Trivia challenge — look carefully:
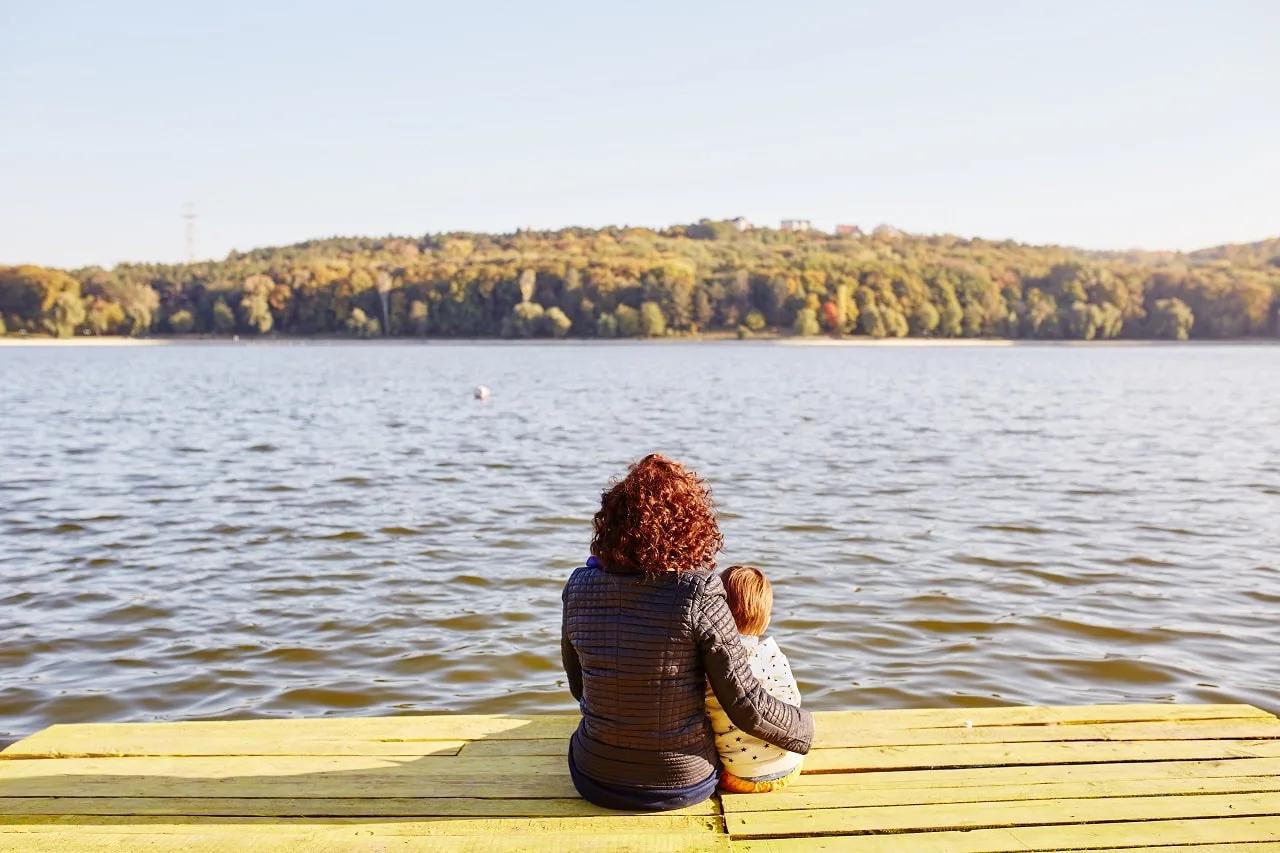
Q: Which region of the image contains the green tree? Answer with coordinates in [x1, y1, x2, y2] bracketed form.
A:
[908, 301, 940, 336]
[212, 299, 236, 334]
[545, 306, 572, 338]
[346, 307, 369, 336]
[640, 301, 667, 337]
[387, 290, 407, 336]
[1024, 290, 1061, 339]
[239, 274, 274, 334]
[86, 300, 125, 335]
[763, 275, 792, 326]
[0, 265, 80, 326]
[595, 312, 618, 338]
[664, 279, 694, 331]
[239, 297, 273, 334]
[1096, 302, 1124, 339]
[793, 307, 821, 336]
[409, 300, 430, 336]
[104, 280, 159, 336]
[169, 309, 195, 334]
[692, 287, 713, 329]
[45, 291, 85, 338]
[615, 304, 641, 338]
[1150, 297, 1195, 340]
[836, 283, 859, 333]
[937, 295, 963, 337]
[505, 301, 545, 338]
[882, 306, 909, 338]
[858, 305, 887, 338]
[744, 310, 766, 333]
[1064, 301, 1100, 340]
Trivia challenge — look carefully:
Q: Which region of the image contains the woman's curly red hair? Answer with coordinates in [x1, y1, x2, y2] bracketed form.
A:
[591, 454, 723, 574]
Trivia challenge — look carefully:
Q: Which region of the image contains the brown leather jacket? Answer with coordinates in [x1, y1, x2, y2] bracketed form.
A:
[561, 562, 814, 789]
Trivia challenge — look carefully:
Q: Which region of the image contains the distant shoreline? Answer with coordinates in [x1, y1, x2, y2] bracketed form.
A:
[3, 335, 1277, 348]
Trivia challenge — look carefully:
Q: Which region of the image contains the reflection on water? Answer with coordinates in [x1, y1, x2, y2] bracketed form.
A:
[2, 342, 1279, 742]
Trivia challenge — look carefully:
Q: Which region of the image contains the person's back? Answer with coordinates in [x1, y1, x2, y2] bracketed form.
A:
[561, 454, 814, 811]
[564, 561, 728, 788]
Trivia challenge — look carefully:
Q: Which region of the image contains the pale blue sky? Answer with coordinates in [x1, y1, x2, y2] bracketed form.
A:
[2, 1, 1277, 268]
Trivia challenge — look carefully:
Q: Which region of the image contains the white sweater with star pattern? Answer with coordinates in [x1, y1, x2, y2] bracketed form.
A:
[705, 634, 804, 780]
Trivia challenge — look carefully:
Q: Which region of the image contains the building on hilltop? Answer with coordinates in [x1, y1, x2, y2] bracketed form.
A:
[835, 224, 863, 237]
[780, 219, 812, 232]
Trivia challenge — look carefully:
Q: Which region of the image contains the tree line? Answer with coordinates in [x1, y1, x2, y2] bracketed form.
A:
[2, 223, 1278, 341]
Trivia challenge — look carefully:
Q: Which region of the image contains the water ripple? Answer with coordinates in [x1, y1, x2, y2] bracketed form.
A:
[2, 342, 1279, 743]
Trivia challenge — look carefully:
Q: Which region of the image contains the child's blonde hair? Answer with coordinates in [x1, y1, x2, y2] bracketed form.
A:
[720, 565, 773, 636]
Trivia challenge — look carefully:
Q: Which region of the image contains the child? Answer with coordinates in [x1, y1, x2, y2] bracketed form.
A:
[705, 565, 804, 793]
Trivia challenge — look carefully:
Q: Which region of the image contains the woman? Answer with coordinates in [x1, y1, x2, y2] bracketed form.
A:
[561, 453, 813, 810]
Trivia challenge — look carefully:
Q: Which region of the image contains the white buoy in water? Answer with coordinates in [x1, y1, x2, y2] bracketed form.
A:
[474, 385, 491, 400]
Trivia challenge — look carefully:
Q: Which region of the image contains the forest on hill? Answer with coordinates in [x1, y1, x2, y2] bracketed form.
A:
[2, 223, 1278, 341]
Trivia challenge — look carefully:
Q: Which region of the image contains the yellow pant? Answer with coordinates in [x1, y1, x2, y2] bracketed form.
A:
[718, 762, 802, 793]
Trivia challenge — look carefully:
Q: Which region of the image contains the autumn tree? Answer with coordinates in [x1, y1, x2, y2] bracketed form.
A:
[1149, 297, 1195, 340]
[640, 301, 667, 337]
[545, 306, 573, 338]
[169, 309, 195, 334]
[212, 299, 236, 334]
[45, 291, 86, 337]
[0, 266, 81, 329]
[615, 304, 641, 338]
[409, 300, 429, 336]
[239, 274, 274, 335]
[4, 224, 1275, 342]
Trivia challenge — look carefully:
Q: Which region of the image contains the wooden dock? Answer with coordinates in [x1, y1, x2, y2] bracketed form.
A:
[3, 703, 1280, 851]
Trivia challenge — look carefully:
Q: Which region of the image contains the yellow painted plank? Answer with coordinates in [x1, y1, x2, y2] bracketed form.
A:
[732, 816, 1280, 852]
[0, 815, 721, 835]
[0, 754, 560, 781]
[20, 751, 1264, 801]
[723, 773, 1280, 812]
[6, 706, 1269, 759]
[459, 739, 569, 757]
[474, 725, 1280, 761]
[1040, 847, 1280, 852]
[0, 739, 467, 759]
[0, 831, 729, 852]
[1039, 848, 1280, 853]
[456, 720, 1280, 757]
[805, 704, 1274, 732]
[0, 775, 579, 799]
[0, 715, 581, 758]
[728, 791, 1280, 838]
[804, 738, 1280, 772]
[0, 755, 579, 799]
[0, 797, 720, 818]
[791, 757, 1280, 790]
[809, 718, 1280, 750]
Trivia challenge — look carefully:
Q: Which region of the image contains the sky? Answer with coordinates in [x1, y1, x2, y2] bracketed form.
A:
[1, 0, 1278, 269]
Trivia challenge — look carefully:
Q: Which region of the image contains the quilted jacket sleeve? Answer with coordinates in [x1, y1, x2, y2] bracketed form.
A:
[694, 576, 814, 755]
[561, 578, 583, 702]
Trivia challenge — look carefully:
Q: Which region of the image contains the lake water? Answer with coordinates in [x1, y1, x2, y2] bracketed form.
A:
[2, 342, 1279, 744]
